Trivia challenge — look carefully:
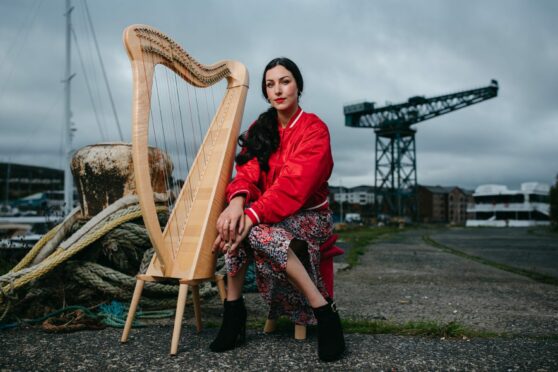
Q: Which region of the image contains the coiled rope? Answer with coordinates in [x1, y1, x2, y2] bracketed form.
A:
[0, 195, 228, 327]
[0, 202, 156, 301]
[0, 194, 224, 326]
[0, 301, 174, 331]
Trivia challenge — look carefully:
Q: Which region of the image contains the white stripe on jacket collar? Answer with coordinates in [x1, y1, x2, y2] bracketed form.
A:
[305, 198, 328, 210]
[288, 109, 304, 129]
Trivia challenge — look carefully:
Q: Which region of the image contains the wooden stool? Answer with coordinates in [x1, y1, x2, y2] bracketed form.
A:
[264, 319, 307, 340]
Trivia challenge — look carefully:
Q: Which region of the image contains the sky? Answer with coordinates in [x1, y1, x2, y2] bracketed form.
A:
[0, 0, 557, 191]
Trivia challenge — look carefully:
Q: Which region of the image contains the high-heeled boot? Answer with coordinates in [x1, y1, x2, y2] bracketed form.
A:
[209, 297, 247, 352]
[313, 299, 346, 362]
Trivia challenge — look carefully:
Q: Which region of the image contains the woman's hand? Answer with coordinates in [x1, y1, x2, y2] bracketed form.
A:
[212, 214, 254, 254]
[212, 234, 226, 254]
[228, 215, 253, 252]
[216, 196, 245, 243]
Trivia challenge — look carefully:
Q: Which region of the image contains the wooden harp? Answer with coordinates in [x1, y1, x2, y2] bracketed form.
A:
[120, 24, 248, 355]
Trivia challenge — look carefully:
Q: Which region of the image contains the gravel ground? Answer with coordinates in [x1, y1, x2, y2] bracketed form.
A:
[1, 326, 556, 371]
[1, 227, 557, 371]
[335, 228, 558, 337]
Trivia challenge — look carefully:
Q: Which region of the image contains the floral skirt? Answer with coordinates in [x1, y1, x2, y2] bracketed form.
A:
[225, 209, 333, 325]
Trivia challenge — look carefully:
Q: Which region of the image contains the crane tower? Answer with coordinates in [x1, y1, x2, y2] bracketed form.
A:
[343, 80, 499, 220]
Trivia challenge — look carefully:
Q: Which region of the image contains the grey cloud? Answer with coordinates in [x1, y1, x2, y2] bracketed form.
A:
[0, 0, 556, 190]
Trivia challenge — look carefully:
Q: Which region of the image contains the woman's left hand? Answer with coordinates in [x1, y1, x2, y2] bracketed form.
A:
[216, 196, 245, 243]
[228, 215, 253, 252]
[212, 215, 253, 254]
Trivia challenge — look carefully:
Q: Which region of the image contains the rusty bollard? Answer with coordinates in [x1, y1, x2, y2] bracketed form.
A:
[71, 143, 172, 218]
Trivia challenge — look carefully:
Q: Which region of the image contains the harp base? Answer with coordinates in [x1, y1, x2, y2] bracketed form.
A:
[120, 274, 227, 356]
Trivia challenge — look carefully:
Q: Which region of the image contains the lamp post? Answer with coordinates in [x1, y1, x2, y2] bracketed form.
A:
[339, 178, 344, 224]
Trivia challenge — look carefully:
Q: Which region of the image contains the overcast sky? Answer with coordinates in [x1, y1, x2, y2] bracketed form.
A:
[1, 0, 557, 191]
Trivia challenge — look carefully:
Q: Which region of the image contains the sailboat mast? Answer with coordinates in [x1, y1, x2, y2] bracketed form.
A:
[63, 0, 74, 215]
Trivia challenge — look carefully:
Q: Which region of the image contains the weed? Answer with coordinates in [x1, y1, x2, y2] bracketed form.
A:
[337, 226, 400, 267]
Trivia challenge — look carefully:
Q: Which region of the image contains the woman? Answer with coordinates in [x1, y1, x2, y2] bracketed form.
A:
[210, 57, 345, 362]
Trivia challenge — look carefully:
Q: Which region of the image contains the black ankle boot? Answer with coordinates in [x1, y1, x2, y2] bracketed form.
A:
[313, 299, 346, 362]
[209, 297, 247, 352]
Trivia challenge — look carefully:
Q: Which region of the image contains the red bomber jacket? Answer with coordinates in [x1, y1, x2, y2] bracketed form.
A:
[226, 108, 333, 225]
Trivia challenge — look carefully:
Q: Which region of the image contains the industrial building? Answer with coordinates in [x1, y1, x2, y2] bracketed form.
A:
[330, 184, 474, 225]
[417, 186, 473, 225]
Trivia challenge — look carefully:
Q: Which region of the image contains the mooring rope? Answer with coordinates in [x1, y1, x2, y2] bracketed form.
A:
[0, 301, 175, 331]
[0, 207, 148, 300]
[0, 197, 167, 306]
[0, 194, 225, 325]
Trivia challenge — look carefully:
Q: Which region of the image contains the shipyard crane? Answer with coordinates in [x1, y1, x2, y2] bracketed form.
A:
[343, 80, 499, 220]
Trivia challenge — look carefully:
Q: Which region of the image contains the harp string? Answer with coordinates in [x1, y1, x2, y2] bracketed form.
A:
[138, 37, 170, 211]
[163, 66, 187, 254]
[153, 66, 184, 258]
[141, 35, 177, 255]
[176, 78, 200, 260]
[141, 34, 225, 259]
[146, 47, 177, 255]
[172, 72, 195, 239]
[177, 75, 197, 219]
[192, 86, 207, 166]
[174, 80, 223, 258]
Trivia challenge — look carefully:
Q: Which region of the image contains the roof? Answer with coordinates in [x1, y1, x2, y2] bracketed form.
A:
[474, 182, 550, 196]
[419, 185, 458, 194]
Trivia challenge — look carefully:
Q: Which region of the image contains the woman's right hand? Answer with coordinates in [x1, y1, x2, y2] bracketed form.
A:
[212, 214, 253, 254]
[215, 195, 246, 244]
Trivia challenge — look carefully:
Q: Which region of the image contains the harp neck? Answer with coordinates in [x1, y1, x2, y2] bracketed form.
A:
[124, 24, 248, 89]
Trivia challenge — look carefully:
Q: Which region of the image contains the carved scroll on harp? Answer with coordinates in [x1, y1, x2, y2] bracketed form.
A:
[124, 24, 249, 280]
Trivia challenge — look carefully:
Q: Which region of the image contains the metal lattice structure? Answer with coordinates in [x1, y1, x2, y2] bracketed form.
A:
[344, 80, 499, 220]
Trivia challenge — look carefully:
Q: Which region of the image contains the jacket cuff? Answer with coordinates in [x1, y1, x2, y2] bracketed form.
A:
[244, 207, 260, 225]
[228, 190, 249, 204]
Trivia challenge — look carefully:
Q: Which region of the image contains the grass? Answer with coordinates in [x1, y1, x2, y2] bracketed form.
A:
[206, 316, 500, 339]
[422, 234, 558, 286]
[337, 226, 401, 267]
[340, 319, 500, 338]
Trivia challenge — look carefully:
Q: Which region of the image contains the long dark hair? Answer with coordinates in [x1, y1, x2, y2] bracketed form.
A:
[235, 57, 304, 171]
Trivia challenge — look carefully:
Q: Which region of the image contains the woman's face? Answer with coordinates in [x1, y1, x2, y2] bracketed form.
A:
[265, 65, 299, 114]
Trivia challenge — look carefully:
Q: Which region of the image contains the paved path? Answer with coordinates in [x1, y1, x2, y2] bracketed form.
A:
[335, 228, 558, 336]
[1, 227, 557, 371]
[430, 227, 558, 277]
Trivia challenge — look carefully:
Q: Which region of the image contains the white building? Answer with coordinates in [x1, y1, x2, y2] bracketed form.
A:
[466, 182, 550, 227]
[330, 185, 376, 205]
